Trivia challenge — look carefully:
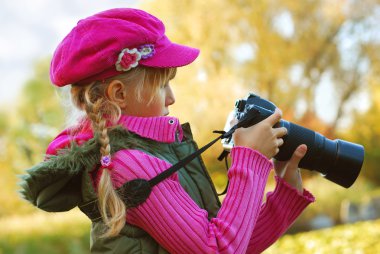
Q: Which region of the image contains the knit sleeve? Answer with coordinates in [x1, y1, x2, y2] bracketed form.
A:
[246, 176, 315, 254]
[111, 146, 273, 254]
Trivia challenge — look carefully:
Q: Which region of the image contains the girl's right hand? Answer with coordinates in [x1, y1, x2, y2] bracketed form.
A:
[232, 109, 287, 159]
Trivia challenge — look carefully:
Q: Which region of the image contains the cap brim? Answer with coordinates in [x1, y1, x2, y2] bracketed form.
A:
[140, 42, 200, 68]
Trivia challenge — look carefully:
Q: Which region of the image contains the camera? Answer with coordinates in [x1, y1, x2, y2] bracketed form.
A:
[222, 93, 364, 188]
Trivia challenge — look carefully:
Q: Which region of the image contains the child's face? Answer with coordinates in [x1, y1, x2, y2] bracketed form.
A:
[123, 82, 176, 117]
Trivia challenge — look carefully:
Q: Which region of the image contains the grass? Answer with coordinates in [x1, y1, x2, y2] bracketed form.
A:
[1, 210, 380, 254]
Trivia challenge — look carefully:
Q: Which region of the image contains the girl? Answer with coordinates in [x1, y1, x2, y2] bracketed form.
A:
[20, 8, 314, 254]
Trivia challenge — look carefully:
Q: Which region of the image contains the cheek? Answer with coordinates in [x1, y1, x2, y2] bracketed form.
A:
[152, 96, 166, 110]
[153, 88, 166, 104]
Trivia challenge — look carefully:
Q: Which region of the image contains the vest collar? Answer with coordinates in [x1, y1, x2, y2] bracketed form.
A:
[118, 115, 184, 143]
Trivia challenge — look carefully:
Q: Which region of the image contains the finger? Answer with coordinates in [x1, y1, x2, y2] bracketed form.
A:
[275, 127, 287, 138]
[277, 138, 284, 147]
[287, 144, 307, 170]
[264, 108, 282, 126]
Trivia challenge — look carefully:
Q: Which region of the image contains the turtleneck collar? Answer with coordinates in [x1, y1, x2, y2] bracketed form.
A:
[117, 115, 183, 143]
[46, 115, 183, 156]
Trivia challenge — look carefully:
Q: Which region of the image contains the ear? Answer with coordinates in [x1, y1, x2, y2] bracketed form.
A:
[106, 80, 128, 108]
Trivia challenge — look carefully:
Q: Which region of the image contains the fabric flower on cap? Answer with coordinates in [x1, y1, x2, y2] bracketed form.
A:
[115, 48, 141, 72]
[115, 44, 156, 72]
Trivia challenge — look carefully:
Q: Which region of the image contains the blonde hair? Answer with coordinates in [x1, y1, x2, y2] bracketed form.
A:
[70, 66, 177, 237]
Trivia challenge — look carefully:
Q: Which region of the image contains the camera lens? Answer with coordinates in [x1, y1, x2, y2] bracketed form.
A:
[324, 140, 364, 188]
[275, 120, 364, 188]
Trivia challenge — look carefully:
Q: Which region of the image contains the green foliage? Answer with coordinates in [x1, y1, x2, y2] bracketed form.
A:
[340, 81, 380, 183]
[0, 112, 8, 136]
[13, 59, 65, 166]
[265, 219, 380, 253]
[17, 60, 65, 127]
[1, 59, 67, 217]
[0, 210, 90, 254]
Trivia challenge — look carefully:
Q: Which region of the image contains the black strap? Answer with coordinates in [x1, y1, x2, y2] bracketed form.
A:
[149, 133, 224, 187]
[217, 155, 230, 196]
[80, 110, 261, 221]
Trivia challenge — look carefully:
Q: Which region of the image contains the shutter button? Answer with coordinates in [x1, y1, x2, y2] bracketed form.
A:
[168, 119, 175, 124]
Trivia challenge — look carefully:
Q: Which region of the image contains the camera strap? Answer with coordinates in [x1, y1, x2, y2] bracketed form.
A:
[79, 130, 233, 221]
[114, 128, 238, 209]
[79, 110, 261, 221]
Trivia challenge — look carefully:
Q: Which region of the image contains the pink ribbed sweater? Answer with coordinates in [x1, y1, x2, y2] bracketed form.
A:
[113, 116, 314, 254]
[47, 115, 315, 253]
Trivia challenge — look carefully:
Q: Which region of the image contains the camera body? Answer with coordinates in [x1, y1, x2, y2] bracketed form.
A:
[223, 93, 365, 188]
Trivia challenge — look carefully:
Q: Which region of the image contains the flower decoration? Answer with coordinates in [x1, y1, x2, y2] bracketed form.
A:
[138, 44, 155, 59]
[115, 44, 155, 72]
[100, 155, 112, 167]
[115, 48, 141, 72]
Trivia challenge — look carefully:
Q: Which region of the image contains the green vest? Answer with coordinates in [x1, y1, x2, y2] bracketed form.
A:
[20, 123, 221, 253]
[88, 123, 221, 253]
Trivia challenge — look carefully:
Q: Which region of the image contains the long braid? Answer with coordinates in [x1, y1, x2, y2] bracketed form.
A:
[84, 86, 126, 238]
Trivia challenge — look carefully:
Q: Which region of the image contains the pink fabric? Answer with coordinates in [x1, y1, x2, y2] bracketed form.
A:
[45, 115, 182, 156]
[118, 115, 183, 143]
[50, 8, 199, 87]
[111, 146, 315, 254]
[45, 124, 93, 157]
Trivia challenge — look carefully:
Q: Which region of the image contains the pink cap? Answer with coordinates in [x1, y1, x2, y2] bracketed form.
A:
[50, 8, 200, 87]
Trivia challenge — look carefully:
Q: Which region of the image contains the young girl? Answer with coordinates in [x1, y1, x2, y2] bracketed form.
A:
[20, 8, 314, 254]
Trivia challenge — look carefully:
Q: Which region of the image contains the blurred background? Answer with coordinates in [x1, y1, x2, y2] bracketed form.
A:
[1, 0, 380, 253]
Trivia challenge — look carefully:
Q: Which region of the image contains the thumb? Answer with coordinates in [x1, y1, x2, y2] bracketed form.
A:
[287, 144, 307, 170]
[265, 108, 282, 126]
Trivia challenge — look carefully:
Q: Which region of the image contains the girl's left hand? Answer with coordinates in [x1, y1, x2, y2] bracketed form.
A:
[273, 144, 307, 195]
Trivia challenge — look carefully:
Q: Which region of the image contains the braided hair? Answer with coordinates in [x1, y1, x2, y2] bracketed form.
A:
[70, 67, 176, 237]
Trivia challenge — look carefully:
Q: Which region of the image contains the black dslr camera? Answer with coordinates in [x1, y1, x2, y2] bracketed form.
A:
[223, 93, 364, 188]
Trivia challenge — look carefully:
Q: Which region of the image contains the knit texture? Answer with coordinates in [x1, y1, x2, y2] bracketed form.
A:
[20, 115, 315, 253]
[110, 146, 272, 254]
[118, 115, 183, 143]
[247, 176, 315, 253]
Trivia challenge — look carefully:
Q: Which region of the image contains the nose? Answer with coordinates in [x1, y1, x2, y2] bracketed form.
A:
[165, 85, 175, 106]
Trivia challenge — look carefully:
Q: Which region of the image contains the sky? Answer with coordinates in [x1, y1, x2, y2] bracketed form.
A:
[0, 0, 139, 106]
